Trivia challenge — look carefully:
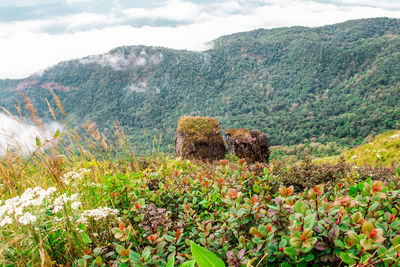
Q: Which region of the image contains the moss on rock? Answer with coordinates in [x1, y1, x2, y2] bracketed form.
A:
[175, 116, 226, 161]
[225, 128, 252, 141]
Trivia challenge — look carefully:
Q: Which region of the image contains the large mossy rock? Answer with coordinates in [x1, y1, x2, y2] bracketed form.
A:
[175, 116, 226, 161]
[225, 128, 270, 163]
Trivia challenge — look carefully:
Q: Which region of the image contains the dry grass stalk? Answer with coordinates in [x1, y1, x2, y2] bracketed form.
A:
[48, 87, 66, 117]
[19, 91, 44, 130]
[82, 121, 101, 141]
[15, 100, 24, 122]
[0, 106, 22, 123]
[45, 98, 57, 120]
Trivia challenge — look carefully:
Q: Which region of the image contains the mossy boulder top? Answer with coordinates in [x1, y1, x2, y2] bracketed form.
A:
[177, 116, 222, 143]
[225, 129, 253, 143]
[175, 116, 226, 161]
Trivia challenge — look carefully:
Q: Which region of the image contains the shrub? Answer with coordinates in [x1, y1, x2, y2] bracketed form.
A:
[271, 156, 396, 191]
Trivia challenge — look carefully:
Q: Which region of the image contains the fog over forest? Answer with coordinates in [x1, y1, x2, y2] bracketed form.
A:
[0, 113, 61, 155]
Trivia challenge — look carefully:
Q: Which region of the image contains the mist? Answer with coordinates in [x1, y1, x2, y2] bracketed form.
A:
[0, 113, 62, 155]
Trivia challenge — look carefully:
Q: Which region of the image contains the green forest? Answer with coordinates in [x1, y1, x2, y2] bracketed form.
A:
[1, 17, 400, 152]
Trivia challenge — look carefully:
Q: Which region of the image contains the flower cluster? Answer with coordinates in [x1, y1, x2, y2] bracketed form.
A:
[0, 187, 56, 226]
[62, 168, 90, 185]
[76, 207, 119, 225]
[53, 193, 81, 213]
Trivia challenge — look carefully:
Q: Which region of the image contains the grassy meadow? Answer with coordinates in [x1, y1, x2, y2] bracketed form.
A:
[317, 130, 400, 167]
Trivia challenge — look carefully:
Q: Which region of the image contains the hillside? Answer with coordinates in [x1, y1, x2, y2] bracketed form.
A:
[1, 17, 400, 151]
[318, 129, 400, 166]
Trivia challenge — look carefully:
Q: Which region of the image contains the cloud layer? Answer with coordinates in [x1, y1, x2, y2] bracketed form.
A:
[0, 113, 61, 155]
[1, 0, 400, 78]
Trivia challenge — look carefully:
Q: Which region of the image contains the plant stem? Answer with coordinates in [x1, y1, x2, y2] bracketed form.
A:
[355, 248, 364, 266]
[364, 196, 372, 217]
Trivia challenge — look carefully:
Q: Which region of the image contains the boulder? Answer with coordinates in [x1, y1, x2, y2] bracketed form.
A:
[225, 128, 270, 163]
[175, 116, 226, 161]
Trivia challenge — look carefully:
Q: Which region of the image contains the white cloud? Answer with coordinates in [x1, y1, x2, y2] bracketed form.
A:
[122, 0, 205, 22]
[0, 113, 62, 155]
[66, 0, 93, 3]
[0, 0, 400, 78]
[79, 49, 163, 70]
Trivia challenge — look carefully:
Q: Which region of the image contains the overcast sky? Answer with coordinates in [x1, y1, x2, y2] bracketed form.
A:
[0, 0, 400, 79]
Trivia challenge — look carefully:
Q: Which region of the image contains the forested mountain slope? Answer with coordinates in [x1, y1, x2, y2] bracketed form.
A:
[1, 17, 400, 151]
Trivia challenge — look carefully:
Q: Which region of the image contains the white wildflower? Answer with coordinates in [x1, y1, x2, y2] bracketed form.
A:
[18, 212, 37, 225]
[390, 134, 400, 139]
[62, 168, 90, 185]
[71, 201, 81, 210]
[70, 194, 79, 201]
[77, 207, 119, 224]
[52, 193, 81, 213]
[0, 216, 13, 227]
[351, 155, 357, 159]
[47, 187, 57, 194]
[53, 194, 69, 207]
[53, 205, 63, 213]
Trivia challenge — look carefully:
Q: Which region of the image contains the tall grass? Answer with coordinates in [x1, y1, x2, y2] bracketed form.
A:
[0, 93, 149, 265]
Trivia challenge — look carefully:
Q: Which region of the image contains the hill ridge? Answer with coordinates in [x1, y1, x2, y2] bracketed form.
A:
[1, 17, 400, 151]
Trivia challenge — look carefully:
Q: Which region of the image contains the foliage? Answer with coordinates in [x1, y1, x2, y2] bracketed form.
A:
[1, 18, 400, 151]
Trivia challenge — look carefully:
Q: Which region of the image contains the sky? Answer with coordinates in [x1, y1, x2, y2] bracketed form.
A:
[0, 0, 400, 79]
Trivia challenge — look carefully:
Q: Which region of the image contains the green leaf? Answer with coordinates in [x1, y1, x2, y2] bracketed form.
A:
[180, 260, 196, 267]
[304, 214, 315, 228]
[129, 251, 141, 263]
[340, 252, 356, 265]
[253, 184, 261, 193]
[377, 246, 386, 256]
[78, 223, 87, 232]
[294, 200, 307, 215]
[35, 137, 41, 147]
[166, 256, 175, 267]
[290, 237, 301, 248]
[391, 221, 400, 230]
[54, 129, 60, 138]
[284, 247, 297, 259]
[305, 254, 314, 262]
[278, 239, 287, 248]
[267, 204, 279, 210]
[93, 247, 101, 257]
[165, 235, 175, 242]
[349, 186, 358, 197]
[258, 225, 268, 236]
[95, 256, 103, 265]
[190, 241, 225, 267]
[77, 259, 85, 267]
[334, 239, 345, 249]
[393, 235, 400, 252]
[142, 248, 151, 261]
[80, 232, 92, 244]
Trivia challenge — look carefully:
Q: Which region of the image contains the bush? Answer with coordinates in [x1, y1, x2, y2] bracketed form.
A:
[271, 156, 396, 191]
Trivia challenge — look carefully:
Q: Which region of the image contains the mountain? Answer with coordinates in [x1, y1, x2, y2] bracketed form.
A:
[1, 17, 400, 151]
